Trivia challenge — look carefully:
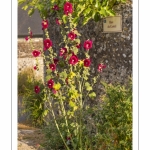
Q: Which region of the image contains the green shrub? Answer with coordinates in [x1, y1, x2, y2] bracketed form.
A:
[92, 78, 132, 150]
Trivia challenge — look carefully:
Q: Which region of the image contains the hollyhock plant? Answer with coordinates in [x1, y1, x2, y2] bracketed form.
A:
[98, 63, 106, 72]
[30, 31, 32, 38]
[49, 63, 56, 71]
[52, 4, 59, 11]
[42, 20, 48, 29]
[34, 85, 40, 94]
[47, 79, 54, 89]
[68, 31, 77, 40]
[84, 58, 91, 67]
[69, 54, 78, 65]
[44, 39, 53, 50]
[84, 40, 93, 50]
[32, 50, 40, 57]
[64, 2, 73, 15]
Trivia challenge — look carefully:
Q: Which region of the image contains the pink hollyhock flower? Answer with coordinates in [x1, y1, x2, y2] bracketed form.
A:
[53, 58, 59, 65]
[32, 50, 40, 57]
[76, 43, 81, 49]
[84, 58, 91, 67]
[68, 31, 77, 40]
[42, 20, 48, 29]
[44, 39, 53, 50]
[64, 2, 73, 15]
[98, 64, 106, 72]
[34, 86, 40, 94]
[47, 79, 54, 89]
[52, 4, 59, 11]
[33, 66, 37, 70]
[25, 36, 29, 41]
[56, 18, 61, 25]
[52, 88, 57, 94]
[83, 40, 93, 50]
[59, 47, 67, 56]
[49, 63, 56, 71]
[69, 54, 78, 65]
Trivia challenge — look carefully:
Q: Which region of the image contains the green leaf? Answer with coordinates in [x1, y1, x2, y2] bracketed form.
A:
[94, 12, 101, 22]
[28, 8, 35, 16]
[89, 92, 96, 98]
[22, 5, 28, 10]
[62, 15, 67, 24]
[45, 75, 51, 81]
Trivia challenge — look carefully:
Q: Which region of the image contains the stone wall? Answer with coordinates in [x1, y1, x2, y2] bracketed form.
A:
[48, 2, 132, 91]
[18, 38, 44, 80]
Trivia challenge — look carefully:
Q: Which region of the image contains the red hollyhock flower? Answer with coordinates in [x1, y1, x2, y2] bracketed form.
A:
[32, 50, 40, 57]
[64, 2, 73, 15]
[30, 31, 32, 38]
[49, 63, 56, 71]
[33, 66, 37, 70]
[25, 36, 29, 41]
[98, 64, 106, 72]
[56, 18, 61, 25]
[59, 47, 67, 56]
[47, 79, 54, 89]
[69, 54, 78, 65]
[84, 58, 91, 67]
[76, 43, 81, 49]
[34, 86, 40, 94]
[83, 40, 93, 50]
[68, 31, 77, 40]
[42, 20, 48, 29]
[52, 4, 59, 11]
[44, 39, 53, 50]
[53, 58, 59, 65]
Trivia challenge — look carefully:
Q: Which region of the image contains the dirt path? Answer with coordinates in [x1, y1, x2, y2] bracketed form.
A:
[18, 124, 45, 150]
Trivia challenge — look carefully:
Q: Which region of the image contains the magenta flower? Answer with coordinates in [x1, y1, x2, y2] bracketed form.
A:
[32, 50, 40, 57]
[42, 20, 48, 29]
[33, 66, 37, 70]
[64, 2, 73, 15]
[59, 47, 67, 56]
[47, 79, 54, 89]
[68, 31, 77, 40]
[98, 64, 106, 72]
[56, 18, 61, 25]
[25, 36, 29, 41]
[49, 63, 56, 71]
[69, 54, 78, 65]
[76, 43, 81, 49]
[84, 58, 91, 67]
[52, 4, 59, 11]
[44, 39, 53, 50]
[53, 58, 59, 65]
[34, 86, 40, 94]
[83, 40, 93, 50]
[52, 88, 57, 94]
[30, 31, 32, 38]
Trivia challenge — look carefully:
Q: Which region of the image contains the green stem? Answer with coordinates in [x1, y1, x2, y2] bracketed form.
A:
[48, 96, 70, 150]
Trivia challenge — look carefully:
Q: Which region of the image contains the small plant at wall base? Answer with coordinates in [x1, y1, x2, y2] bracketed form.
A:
[18, 1, 131, 149]
[18, 68, 46, 127]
